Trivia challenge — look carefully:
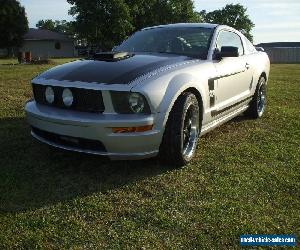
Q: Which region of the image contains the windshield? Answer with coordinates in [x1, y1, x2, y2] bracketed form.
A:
[114, 27, 214, 59]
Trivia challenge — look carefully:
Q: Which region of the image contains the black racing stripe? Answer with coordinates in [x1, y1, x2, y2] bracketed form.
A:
[211, 95, 253, 117]
[38, 54, 192, 84]
[109, 59, 184, 84]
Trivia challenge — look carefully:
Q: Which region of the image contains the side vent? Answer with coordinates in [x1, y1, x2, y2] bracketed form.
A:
[93, 52, 133, 61]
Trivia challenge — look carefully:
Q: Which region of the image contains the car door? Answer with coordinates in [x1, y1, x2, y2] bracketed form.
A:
[212, 30, 253, 117]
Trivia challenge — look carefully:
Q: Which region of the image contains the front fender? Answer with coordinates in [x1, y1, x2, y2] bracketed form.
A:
[132, 71, 209, 129]
[157, 74, 208, 128]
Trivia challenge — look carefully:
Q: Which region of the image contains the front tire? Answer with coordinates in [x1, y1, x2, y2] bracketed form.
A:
[246, 76, 267, 118]
[159, 92, 200, 167]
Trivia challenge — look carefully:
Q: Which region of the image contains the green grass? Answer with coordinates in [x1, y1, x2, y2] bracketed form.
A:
[0, 58, 299, 249]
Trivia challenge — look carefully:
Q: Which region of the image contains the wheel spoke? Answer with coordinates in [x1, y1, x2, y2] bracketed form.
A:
[182, 105, 199, 158]
[257, 84, 266, 115]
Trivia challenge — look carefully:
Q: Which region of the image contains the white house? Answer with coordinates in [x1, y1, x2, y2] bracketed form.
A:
[21, 28, 75, 59]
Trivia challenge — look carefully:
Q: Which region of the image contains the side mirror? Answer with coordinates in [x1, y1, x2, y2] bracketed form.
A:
[215, 46, 239, 60]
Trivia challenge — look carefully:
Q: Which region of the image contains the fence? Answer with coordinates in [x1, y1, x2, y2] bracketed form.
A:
[264, 48, 300, 63]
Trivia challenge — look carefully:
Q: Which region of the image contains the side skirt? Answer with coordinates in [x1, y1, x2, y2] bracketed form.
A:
[200, 104, 249, 136]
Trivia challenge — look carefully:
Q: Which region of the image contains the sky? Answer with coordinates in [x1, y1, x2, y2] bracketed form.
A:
[19, 0, 300, 44]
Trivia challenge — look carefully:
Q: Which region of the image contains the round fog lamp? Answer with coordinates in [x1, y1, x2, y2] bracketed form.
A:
[128, 93, 145, 113]
[62, 88, 73, 107]
[45, 86, 54, 104]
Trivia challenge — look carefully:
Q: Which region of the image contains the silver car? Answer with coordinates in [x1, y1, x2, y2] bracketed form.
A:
[25, 23, 270, 166]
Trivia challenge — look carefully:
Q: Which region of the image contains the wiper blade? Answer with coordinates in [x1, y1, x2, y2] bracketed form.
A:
[157, 51, 203, 59]
[136, 51, 204, 59]
[156, 51, 189, 56]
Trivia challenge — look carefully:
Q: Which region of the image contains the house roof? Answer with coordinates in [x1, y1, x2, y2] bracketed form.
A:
[256, 42, 300, 48]
[24, 28, 73, 41]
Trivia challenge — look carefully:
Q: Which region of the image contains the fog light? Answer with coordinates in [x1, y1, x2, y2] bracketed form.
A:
[62, 88, 73, 107]
[45, 86, 54, 104]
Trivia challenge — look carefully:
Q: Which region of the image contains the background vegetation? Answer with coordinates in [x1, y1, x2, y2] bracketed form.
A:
[66, 1, 255, 48]
[0, 0, 28, 56]
[0, 59, 299, 248]
[0, 0, 255, 54]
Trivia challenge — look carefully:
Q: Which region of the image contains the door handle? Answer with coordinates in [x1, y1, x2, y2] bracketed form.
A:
[245, 63, 250, 70]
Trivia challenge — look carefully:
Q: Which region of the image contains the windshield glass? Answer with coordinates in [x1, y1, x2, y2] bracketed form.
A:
[115, 27, 214, 59]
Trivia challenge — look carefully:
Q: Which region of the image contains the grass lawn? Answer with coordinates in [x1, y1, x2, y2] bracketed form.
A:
[0, 58, 299, 249]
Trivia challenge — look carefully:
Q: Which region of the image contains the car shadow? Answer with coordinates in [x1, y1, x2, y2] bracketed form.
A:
[0, 114, 251, 213]
[0, 117, 174, 213]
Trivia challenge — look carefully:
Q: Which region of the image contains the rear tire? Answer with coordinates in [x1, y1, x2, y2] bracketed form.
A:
[246, 76, 267, 119]
[159, 92, 200, 167]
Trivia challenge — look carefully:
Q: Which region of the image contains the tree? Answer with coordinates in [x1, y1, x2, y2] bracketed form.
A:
[67, 0, 198, 49]
[194, 10, 207, 23]
[36, 19, 75, 36]
[36, 19, 56, 31]
[0, 0, 28, 55]
[126, 0, 199, 31]
[67, 0, 133, 49]
[203, 4, 254, 41]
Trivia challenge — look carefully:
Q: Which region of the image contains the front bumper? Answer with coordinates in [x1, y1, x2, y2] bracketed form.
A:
[25, 101, 164, 160]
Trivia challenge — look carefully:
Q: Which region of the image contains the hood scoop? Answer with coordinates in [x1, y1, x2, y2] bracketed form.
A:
[93, 52, 133, 62]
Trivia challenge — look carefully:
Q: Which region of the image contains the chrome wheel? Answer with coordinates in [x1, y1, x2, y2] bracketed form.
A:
[182, 104, 199, 159]
[257, 82, 266, 117]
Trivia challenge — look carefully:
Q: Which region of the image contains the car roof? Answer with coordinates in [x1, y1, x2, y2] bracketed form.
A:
[142, 23, 219, 30]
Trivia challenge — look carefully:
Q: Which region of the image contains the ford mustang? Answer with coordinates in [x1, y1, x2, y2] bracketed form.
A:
[25, 23, 270, 166]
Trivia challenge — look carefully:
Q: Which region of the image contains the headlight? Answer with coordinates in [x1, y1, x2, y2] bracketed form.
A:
[110, 91, 151, 114]
[62, 88, 73, 107]
[45, 86, 54, 104]
[128, 93, 145, 113]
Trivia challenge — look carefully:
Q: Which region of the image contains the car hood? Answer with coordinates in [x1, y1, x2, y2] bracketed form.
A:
[35, 53, 195, 85]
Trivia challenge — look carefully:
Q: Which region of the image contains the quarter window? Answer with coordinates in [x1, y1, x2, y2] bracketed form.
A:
[245, 38, 256, 53]
[216, 30, 244, 56]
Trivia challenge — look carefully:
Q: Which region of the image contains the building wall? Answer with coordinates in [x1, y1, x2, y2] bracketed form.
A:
[0, 49, 8, 57]
[21, 40, 75, 59]
[264, 48, 300, 63]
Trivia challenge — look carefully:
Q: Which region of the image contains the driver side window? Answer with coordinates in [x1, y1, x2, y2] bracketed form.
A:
[216, 30, 244, 56]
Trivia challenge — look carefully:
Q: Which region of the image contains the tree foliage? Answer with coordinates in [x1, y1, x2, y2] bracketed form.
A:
[36, 19, 56, 31]
[67, 0, 133, 49]
[0, 0, 28, 49]
[67, 1, 255, 48]
[126, 0, 199, 30]
[203, 4, 254, 41]
[36, 19, 75, 36]
[67, 0, 198, 49]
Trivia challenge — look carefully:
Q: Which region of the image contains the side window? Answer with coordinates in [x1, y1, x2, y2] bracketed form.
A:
[216, 30, 244, 56]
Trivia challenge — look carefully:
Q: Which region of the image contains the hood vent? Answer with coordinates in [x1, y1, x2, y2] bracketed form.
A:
[93, 52, 133, 62]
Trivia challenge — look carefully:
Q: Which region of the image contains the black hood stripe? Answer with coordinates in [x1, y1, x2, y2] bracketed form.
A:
[37, 54, 193, 85]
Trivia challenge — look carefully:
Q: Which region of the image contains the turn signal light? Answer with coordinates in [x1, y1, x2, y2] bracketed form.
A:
[111, 125, 153, 133]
